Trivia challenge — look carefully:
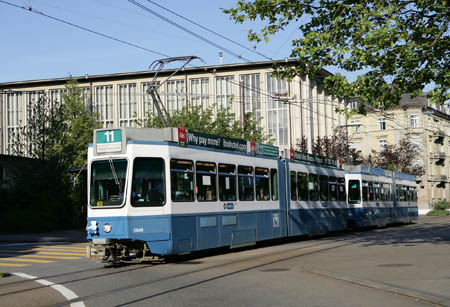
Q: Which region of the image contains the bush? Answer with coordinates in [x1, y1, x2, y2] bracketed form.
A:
[432, 200, 450, 211]
[427, 209, 450, 216]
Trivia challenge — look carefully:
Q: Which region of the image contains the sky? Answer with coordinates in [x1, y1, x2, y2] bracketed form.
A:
[0, 0, 313, 83]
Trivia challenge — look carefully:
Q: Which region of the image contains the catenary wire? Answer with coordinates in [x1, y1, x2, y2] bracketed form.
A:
[0, 0, 170, 58]
[126, 0, 251, 63]
[143, 0, 273, 61]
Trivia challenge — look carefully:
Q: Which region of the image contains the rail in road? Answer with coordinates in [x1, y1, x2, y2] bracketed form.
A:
[1, 217, 449, 306]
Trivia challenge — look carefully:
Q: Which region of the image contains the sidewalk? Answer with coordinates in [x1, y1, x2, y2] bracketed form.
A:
[0, 229, 87, 243]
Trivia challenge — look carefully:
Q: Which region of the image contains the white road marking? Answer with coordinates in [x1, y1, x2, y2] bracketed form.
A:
[13, 272, 85, 307]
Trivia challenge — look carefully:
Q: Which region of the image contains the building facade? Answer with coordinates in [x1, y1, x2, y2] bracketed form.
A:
[0, 60, 347, 155]
[349, 95, 450, 212]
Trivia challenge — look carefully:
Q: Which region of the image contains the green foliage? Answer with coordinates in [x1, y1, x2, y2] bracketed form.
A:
[0, 272, 11, 278]
[3, 78, 99, 232]
[225, 1, 450, 111]
[426, 209, 450, 216]
[432, 200, 450, 211]
[143, 102, 273, 144]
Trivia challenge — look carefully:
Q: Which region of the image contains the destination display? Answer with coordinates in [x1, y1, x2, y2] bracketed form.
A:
[96, 129, 122, 153]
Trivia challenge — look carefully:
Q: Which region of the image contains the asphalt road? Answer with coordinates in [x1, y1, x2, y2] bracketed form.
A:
[1, 216, 449, 307]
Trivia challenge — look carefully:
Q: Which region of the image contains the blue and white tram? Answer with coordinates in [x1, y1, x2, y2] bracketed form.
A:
[345, 165, 418, 228]
[285, 151, 347, 236]
[87, 127, 287, 262]
[392, 172, 419, 223]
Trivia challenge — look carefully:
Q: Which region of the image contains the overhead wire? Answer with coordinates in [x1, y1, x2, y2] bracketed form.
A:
[126, 0, 251, 62]
[142, 0, 273, 61]
[0, 0, 170, 58]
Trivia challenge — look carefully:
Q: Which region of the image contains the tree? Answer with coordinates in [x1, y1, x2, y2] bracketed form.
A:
[296, 129, 360, 164]
[143, 102, 273, 144]
[3, 78, 100, 232]
[361, 138, 425, 176]
[225, 1, 449, 111]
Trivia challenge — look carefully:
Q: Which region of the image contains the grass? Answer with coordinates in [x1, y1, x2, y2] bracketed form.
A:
[426, 200, 450, 216]
[0, 272, 11, 278]
[427, 209, 450, 216]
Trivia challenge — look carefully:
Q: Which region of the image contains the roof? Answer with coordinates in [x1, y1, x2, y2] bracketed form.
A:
[0, 59, 333, 89]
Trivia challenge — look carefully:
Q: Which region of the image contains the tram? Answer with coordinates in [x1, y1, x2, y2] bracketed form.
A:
[345, 165, 418, 229]
[86, 127, 418, 263]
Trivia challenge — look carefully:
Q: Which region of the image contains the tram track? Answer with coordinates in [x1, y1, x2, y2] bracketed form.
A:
[53, 239, 354, 306]
[2, 221, 442, 306]
[1, 237, 350, 305]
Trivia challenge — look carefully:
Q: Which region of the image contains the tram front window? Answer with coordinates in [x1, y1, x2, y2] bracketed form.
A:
[90, 159, 127, 207]
[131, 158, 165, 207]
[348, 180, 361, 204]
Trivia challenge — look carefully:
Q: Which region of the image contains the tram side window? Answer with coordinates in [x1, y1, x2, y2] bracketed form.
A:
[348, 180, 361, 204]
[131, 158, 165, 207]
[298, 172, 308, 201]
[374, 182, 380, 201]
[196, 162, 217, 202]
[290, 171, 297, 200]
[170, 159, 194, 202]
[238, 165, 254, 201]
[255, 168, 270, 201]
[368, 181, 375, 201]
[271, 169, 279, 201]
[90, 159, 127, 207]
[362, 181, 369, 201]
[406, 187, 411, 201]
[308, 173, 319, 201]
[329, 176, 337, 201]
[380, 183, 386, 201]
[319, 175, 329, 201]
[218, 163, 237, 201]
[338, 177, 346, 201]
[384, 183, 391, 201]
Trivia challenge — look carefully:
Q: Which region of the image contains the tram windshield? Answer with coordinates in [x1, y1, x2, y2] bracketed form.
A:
[348, 180, 361, 204]
[90, 159, 127, 207]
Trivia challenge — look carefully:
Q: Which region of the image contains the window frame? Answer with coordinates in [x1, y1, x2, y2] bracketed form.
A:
[170, 159, 195, 202]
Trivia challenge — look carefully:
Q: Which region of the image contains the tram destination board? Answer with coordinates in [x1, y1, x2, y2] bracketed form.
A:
[96, 129, 122, 153]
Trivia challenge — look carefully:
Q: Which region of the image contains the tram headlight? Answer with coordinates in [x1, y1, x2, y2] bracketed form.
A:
[103, 223, 112, 233]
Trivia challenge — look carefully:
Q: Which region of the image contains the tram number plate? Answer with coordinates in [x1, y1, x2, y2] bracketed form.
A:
[223, 203, 234, 210]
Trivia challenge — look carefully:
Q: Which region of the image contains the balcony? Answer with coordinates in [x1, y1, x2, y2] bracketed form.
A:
[428, 175, 448, 182]
[432, 152, 446, 160]
[433, 130, 445, 144]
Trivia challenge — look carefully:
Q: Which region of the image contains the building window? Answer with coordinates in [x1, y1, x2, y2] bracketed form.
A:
[215, 76, 235, 110]
[191, 78, 210, 109]
[240, 74, 261, 122]
[378, 117, 386, 130]
[119, 83, 137, 127]
[410, 114, 419, 128]
[166, 80, 185, 112]
[142, 82, 160, 121]
[49, 89, 67, 106]
[95, 85, 114, 127]
[6, 93, 23, 154]
[81, 87, 92, 108]
[351, 119, 361, 133]
[379, 139, 387, 151]
[350, 101, 359, 110]
[266, 73, 288, 146]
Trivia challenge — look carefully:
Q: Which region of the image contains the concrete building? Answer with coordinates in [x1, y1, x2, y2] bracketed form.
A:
[348, 94, 450, 213]
[0, 60, 347, 155]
